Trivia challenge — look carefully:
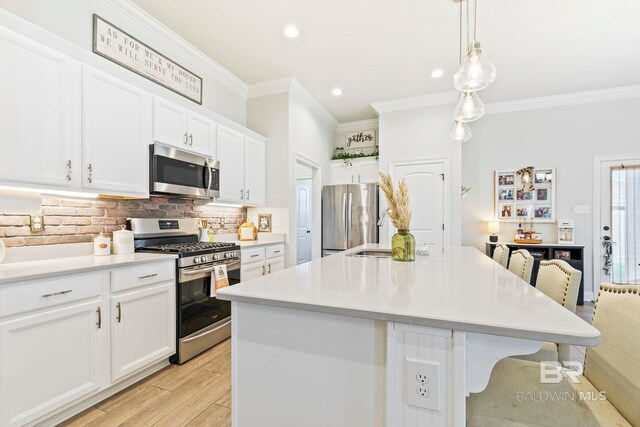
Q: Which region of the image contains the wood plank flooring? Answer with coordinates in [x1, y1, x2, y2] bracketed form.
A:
[59, 339, 231, 427]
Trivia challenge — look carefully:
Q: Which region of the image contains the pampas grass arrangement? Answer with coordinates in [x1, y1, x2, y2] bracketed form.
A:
[378, 172, 411, 231]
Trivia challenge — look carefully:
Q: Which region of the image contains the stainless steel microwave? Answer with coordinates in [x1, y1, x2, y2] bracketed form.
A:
[150, 144, 220, 199]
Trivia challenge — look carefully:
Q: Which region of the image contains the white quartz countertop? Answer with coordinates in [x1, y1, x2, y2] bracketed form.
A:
[0, 253, 177, 285]
[213, 233, 285, 248]
[217, 244, 600, 346]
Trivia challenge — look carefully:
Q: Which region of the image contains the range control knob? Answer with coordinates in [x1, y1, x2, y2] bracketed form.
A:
[213, 254, 220, 261]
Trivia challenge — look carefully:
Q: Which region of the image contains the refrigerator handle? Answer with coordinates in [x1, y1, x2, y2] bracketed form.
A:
[343, 193, 348, 242]
[348, 192, 353, 241]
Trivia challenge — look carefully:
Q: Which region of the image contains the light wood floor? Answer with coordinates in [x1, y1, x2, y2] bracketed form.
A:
[59, 338, 231, 427]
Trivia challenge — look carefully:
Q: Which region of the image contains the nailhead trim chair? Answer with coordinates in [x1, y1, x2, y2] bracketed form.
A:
[467, 283, 639, 426]
[508, 249, 534, 284]
[492, 243, 510, 268]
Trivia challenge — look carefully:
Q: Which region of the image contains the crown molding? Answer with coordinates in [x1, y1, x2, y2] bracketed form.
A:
[96, 0, 248, 98]
[248, 77, 339, 129]
[370, 91, 458, 115]
[485, 85, 640, 115]
[336, 119, 379, 133]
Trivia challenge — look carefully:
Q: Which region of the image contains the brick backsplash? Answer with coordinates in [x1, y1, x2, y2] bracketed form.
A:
[0, 196, 246, 247]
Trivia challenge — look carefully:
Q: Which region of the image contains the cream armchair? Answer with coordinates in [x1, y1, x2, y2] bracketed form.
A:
[492, 243, 510, 268]
[467, 283, 640, 426]
[508, 249, 534, 283]
[517, 260, 582, 364]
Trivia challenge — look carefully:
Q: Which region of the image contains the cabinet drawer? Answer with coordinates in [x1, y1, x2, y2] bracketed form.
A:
[0, 272, 102, 318]
[242, 247, 265, 263]
[111, 261, 175, 293]
[265, 244, 285, 259]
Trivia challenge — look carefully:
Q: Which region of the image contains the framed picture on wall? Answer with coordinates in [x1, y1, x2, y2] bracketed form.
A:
[258, 214, 272, 232]
[494, 168, 556, 223]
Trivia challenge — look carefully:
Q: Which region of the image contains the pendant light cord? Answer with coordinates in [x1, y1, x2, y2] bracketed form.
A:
[459, 0, 462, 65]
[474, 0, 478, 42]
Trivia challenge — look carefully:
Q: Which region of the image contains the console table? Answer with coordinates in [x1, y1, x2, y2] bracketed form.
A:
[485, 242, 585, 305]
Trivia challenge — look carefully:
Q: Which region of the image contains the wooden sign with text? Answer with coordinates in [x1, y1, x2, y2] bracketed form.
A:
[344, 130, 376, 150]
[93, 15, 203, 104]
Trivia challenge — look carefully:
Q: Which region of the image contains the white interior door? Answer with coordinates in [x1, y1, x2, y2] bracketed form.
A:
[391, 161, 445, 247]
[598, 157, 640, 286]
[296, 179, 312, 264]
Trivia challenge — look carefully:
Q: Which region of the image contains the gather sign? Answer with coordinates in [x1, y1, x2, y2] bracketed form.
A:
[93, 15, 203, 104]
[344, 130, 376, 150]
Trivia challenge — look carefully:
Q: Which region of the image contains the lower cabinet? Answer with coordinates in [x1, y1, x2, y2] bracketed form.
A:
[241, 260, 265, 281]
[266, 256, 285, 274]
[240, 244, 286, 281]
[0, 260, 175, 426]
[0, 299, 106, 427]
[111, 282, 175, 382]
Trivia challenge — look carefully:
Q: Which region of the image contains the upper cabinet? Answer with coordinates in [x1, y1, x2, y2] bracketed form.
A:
[152, 98, 215, 155]
[244, 138, 266, 206]
[330, 158, 379, 185]
[0, 27, 80, 190]
[82, 67, 151, 198]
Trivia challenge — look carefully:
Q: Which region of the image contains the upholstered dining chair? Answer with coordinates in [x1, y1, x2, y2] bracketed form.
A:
[507, 249, 534, 283]
[517, 259, 582, 365]
[467, 283, 640, 427]
[492, 243, 510, 268]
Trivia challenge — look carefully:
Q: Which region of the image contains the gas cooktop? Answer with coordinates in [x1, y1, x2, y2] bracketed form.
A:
[142, 241, 236, 255]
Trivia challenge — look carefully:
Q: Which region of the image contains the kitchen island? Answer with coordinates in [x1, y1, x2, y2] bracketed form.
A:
[217, 245, 600, 427]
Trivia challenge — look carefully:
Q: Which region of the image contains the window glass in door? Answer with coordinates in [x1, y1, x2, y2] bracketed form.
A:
[610, 166, 640, 284]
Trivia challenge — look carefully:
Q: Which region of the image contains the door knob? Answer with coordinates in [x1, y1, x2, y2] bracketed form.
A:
[307, 230, 311, 233]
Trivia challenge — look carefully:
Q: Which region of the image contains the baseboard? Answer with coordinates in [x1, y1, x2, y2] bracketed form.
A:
[33, 359, 170, 427]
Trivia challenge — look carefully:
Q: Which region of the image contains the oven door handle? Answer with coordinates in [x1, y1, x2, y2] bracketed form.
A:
[183, 266, 216, 275]
[182, 320, 230, 343]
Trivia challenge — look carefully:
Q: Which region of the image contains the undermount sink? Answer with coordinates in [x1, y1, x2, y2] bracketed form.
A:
[348, 249, 392, 258]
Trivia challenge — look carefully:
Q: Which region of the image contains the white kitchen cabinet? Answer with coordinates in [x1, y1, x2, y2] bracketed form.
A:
[82, 66, 151, 197]
[216, 125, 245, 204]
[329, 158, 379, 185]
[244, 137, 266, 206]
[111, 282, 175, 382]
[266, 256, 285, 274]
[241, 260, 265, 281]
[152, 97, 214, 154]
[0, 26, 80, 190]
[0, 299, 105, 427]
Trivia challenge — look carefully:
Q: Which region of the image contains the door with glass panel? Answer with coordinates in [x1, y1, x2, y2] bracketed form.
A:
[599, 158, 640, 286]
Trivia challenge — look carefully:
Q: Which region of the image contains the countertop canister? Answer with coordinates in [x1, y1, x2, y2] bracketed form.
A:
[93, 233, 111, 256]
[112, 225, 134, 255]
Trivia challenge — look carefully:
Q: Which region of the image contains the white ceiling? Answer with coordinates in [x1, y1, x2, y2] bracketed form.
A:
[131, 0, 640, 123]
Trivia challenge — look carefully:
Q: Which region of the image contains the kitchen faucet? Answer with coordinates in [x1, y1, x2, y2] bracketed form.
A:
[377, 207, 391, 227]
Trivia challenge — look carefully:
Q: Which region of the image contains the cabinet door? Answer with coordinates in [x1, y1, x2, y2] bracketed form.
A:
[244, 138, 266, 206]
[0, 300, 105, 427]
[82, 66, 151, 197]
[330, 161, 354, 185]
[216, 125, 245, 203]
[355, 159, 379, 183]
[241, 261, 265, 281]
[111, 282, 175, 382]
[187, 112, 215, 155]
[152, 97, 188, 148]
[0, 28, 79, 189]
[267, 256, 285, 274]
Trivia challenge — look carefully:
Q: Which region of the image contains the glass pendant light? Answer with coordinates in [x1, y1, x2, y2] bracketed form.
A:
[453, 91, 485, 122]
[453, 41, 496, 92]
[449, 121, 472, 142]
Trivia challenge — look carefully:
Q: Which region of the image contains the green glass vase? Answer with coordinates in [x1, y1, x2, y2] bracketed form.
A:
[392, 229, 416, 262]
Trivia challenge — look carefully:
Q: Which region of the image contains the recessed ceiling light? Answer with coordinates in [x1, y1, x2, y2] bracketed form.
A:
[331, 88, 343, 96]
[431, 69, 444, 78]
[283, 25, 299, 38]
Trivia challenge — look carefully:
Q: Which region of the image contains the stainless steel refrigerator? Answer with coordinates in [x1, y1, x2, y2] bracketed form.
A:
[322, 183, 378, 256]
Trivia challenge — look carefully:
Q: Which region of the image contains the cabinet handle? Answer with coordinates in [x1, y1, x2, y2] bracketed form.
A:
[66, 160, 72, 181]
[246, 189, 250, 200]
[41, 289, 72, 298]
[351, 175, 354, 183]
[240, 189, 244, 200]
[184, 132, 188, 145]
[87, 163, 93, 183]
[261, 264, 265, 276]
[274, 250, 281, 254]
[251, 254, 259, 258]
[138, 273, 158, 280]
[358, 175, 361, 183]
[116, 302, 122, 323]
[268, 263, 271, 274]
[96, 307, 102, 329]
[189, 133, 193, 146]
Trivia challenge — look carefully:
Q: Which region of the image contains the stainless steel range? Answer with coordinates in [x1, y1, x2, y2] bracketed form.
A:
[129, 218, 240, 364]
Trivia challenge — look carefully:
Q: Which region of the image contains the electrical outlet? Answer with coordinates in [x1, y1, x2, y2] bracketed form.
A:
[30, 214, 44, 233]
[406, 358, 440, 411]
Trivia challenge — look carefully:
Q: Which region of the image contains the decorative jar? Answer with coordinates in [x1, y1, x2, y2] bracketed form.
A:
[392, 229, 415, 262]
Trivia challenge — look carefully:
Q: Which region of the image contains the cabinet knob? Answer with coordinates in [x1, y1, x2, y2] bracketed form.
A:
[87, 163, 93, 183]
[66, 160, 72, 181]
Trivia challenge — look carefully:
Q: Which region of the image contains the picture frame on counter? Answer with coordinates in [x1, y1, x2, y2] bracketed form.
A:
[494, 168, 556, 223]
[258, 214, 272, 232]
[92, 14, 203, 104]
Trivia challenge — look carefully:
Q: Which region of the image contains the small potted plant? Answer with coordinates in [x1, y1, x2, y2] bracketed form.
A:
[378, 172, 415, 262]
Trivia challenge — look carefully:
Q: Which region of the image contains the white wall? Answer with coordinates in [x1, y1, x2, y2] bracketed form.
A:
[378, 104, 462, 246]
[462, 97, 640, 300]
[0, 0, 246, 123]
